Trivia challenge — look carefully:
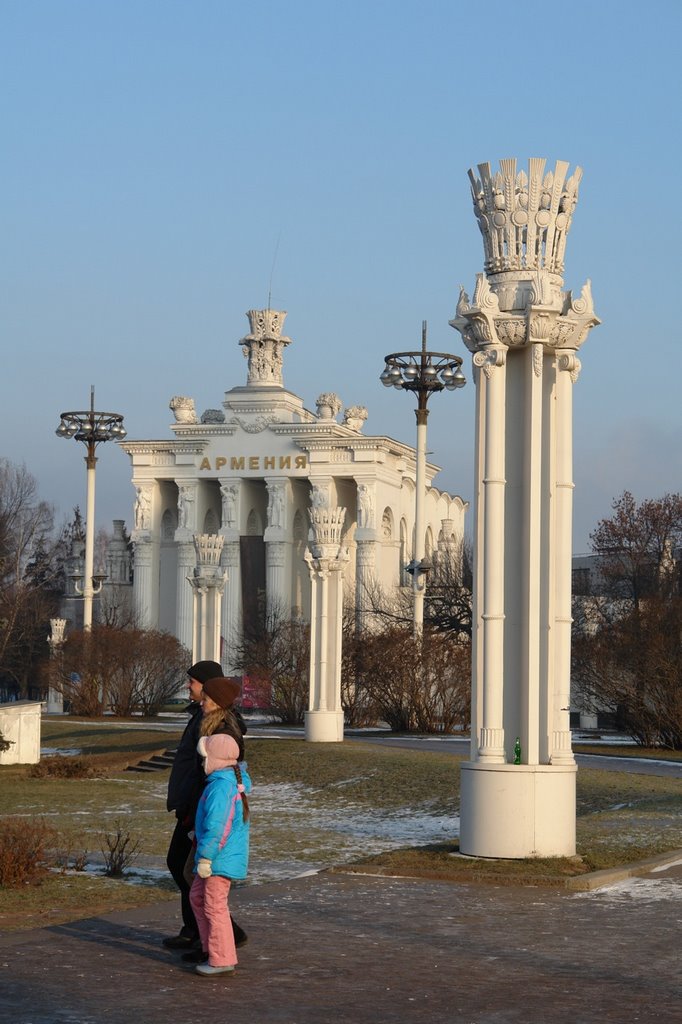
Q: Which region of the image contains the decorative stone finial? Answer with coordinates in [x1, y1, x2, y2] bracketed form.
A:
[343, 405, 368, 431]
[469, 158, 582, 277]
[315, 393, 342, 420]
[169, 396, 198, 423]
[240, 309, 292, 387]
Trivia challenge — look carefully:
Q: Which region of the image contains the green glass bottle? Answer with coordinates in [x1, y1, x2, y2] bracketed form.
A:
[513, 737, 521, 765]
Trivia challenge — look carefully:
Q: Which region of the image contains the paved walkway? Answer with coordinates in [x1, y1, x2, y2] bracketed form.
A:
[2, 861, 681, 1024]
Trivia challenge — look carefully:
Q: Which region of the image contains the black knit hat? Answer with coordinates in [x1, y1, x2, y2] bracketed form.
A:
[187, 661, 223, 685]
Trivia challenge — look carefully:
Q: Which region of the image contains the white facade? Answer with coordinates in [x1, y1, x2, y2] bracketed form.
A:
[120, 310, 467, 670]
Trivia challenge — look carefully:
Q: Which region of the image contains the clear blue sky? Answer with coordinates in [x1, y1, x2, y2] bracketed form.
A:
[2, 0, 680, 552]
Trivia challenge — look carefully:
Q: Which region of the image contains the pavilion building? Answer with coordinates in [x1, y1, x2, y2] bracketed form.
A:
[119, 309, 467, 671]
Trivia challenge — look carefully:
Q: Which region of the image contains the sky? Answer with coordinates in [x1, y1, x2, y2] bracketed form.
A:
[2, 0, 681, 553]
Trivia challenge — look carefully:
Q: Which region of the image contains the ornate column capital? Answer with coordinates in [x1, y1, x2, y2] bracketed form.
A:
[472, 346, 507, 378]
[557, 351, 582, 383]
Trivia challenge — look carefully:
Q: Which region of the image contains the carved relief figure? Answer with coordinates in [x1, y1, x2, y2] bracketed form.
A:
[178, 486, 196, 530]
[312, 485, 330, 509]
[134, 487, 152, 530]
[220, 484, 238, 527]
[357, 484, 374, 529]
[267, 484, 285, 529]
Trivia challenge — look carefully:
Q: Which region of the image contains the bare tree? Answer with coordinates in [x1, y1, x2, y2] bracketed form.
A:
[343, 622, 470, 733]
[573, 492, 682, 748]
[355, 542, 473, 638]
[0, 460, 62, 693]
[589, 490, 682, 608]
[232, 603, 310, 724]
[55, 626, 189, 716]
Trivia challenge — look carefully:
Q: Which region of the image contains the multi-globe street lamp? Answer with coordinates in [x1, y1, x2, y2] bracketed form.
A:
[56, 386, 126, 631]
[381, 322, 465, 636]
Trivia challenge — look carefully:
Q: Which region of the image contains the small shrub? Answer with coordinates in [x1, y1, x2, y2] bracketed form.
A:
[29, 756, 93, 779]
[0, 817, 57, 887]
[101, 821, 142, 877]
[0, 730, 13, 754]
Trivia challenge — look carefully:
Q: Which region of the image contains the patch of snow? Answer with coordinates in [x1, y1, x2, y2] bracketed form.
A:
[572, 876, 682, 903]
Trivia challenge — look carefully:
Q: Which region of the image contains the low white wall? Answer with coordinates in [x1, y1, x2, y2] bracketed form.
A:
[0, 701, 43, 765]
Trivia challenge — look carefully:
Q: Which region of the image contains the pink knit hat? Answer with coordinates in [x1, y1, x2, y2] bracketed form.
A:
[197, 733, 240, 775]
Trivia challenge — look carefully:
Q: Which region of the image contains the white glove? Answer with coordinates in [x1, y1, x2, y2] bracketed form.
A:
[197, 858, 212, 878]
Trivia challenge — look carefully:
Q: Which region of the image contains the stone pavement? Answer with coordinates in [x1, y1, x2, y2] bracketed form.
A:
[2, 861, 681, 1024]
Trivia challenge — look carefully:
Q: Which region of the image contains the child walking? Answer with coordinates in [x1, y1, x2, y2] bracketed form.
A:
[189, 732, 251, 977]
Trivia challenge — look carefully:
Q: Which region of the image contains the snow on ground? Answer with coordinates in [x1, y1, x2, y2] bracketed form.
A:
[571, 876, 682, 903]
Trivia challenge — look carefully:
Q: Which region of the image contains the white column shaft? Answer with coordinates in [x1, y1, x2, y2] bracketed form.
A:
[479, 357, 506, 762]
[176, 543, 195, 653]
[522, 345, 544, 765]
[552, 356, 576, 765]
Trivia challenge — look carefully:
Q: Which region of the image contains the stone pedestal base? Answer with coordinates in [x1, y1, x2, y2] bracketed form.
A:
[304, 710, 344, 743]
[459, 762, 577, 858]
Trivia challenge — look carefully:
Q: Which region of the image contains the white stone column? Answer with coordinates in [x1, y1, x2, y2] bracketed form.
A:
[175, 482, 199, 653]
[189, 534, 227, 664]
[219, 479, 242, 670]
[221, 540, 241, 672]
[450, 157, 600, 858]
[354, 481, 378, 632]
[46, 618, 67, 714]
[265, 479, 291, 619]
[551, 352, 580, 766]
[305, 506, 349, 742]
[175, 541, 195, 653]
[473, 345, 507, 764]
[131, 535, 154, 629]
[355, 540, 377, 632]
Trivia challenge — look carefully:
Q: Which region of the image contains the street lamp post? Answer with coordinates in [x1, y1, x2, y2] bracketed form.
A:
[56, 386, 126, 631]
[381, 322, 465, 636]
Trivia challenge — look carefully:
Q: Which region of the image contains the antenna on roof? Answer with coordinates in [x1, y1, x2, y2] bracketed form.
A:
[267, 230, 282, 310]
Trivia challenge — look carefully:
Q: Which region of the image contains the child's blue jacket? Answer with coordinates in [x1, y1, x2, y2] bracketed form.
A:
[194, 764, 251, 879]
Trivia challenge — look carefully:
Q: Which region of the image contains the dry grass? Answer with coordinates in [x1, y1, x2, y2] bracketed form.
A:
[0, 723, 680, 931]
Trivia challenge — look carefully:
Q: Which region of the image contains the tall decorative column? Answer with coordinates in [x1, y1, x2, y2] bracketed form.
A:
[175, 482, 198, 653]
[219, 480, 242, 670]
[46, 618, 67, 714]
[265, 478, 291, 619]
[305, 506, 349, 742]
[131, 536, 154, 628]
[355, 480, 378, 632]
[189, 534, 227, 664]
[450, 157, 600, 858]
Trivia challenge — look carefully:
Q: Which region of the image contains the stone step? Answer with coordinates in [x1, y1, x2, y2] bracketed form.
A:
[125, 748, 177, 773]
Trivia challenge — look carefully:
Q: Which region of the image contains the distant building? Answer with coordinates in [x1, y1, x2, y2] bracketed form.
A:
[119, 309, 468, 670]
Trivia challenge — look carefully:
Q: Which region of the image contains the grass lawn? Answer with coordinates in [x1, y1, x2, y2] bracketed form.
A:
[0, 720, 680, 932]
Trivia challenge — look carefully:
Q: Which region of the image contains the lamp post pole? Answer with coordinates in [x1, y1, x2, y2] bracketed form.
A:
[381, 322, 465, 637]
[56, 386, 126, 631]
